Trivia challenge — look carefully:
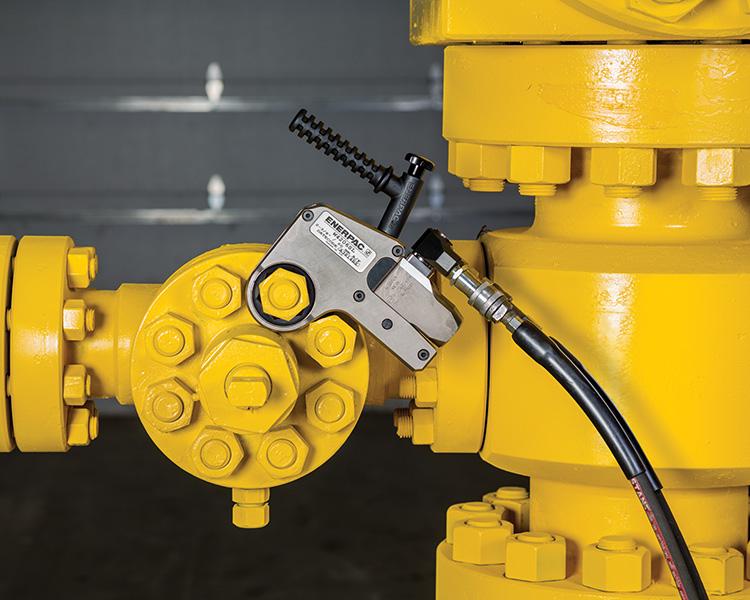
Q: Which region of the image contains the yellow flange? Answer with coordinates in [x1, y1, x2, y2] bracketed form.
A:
[0, 236, 15, 451]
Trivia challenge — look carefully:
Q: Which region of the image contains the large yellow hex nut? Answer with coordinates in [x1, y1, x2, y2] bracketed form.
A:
[453, 518, 515, 565]
[508, 146, 571, 185]
[191, 265, 243, 320]
[198, 328, 300, 433]
[448, 141, 508, 192]
[689, 545, 744, 596]
[483, 487, 530, 533]
[305, 379, 357, 433]
[191, 426, 245, 479]
[590, 147, 657, 188]
[505, 532, 567, 583]
[306, 315, 357, 368]
[66, 246, 98, 289]
[66, 402, 97, 447]
[257, 426, 309, 479]
[144, 313, 196, 366]
[582, 536, 652, 593]
[143, 378, 195, 433]
[62, 298, 96, 341]
[682, 148, 750, 188]
[63, 364, 91, 407]
[446, 501, 507, 544]
[258, 268, 310, 322]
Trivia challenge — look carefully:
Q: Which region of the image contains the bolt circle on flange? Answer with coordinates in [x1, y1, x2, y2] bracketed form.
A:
[143, 378, 195, 433]
[306, 315, 357, 368]
[257, 426, 309, 479]
[144, 312, 196, 366]
[305, 379, 357, 433]
[191, 426, 245, 479]
[192, 265, 243, 319]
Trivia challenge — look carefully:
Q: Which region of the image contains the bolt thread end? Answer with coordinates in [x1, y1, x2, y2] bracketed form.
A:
[398, 376, 417, 399]
[289, 109, 391, 189]
[518, 183, 557, 197]
[699, 186, 738, 202]
[604, 185, 642, 198]
[85, 308, 96, 332]
[393, 408, 414, 439]
[466, 178, 505, 193]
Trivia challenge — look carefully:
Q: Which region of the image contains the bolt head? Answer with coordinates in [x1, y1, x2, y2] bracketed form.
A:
[306, 315, 357, 368]
[191, 426, 245, 479]
[452, 518, 514, 565]
[143, 377, 195, 433]
[258, 268, 310, 322]
[144, 313, 196, 366]
[257, 426, 309, 479]
[505, 532, 567, 582]
[66, 246, 98, 289]
[582, 536, 651, 593]
[305, 379, 357, 433]
[192, 265, 243, 319]
[225, 365, 271, 409]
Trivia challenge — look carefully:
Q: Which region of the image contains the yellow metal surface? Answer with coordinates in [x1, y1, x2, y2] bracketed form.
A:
[0, 236, 15, 452]
[411, 0, 750, 43]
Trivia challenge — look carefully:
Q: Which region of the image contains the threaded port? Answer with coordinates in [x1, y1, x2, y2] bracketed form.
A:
[393, 408, 414, 439]
[467, 178, 505, 193]
[398, 376, 417, 399]
[699, 187, 738, 202]
[289, 109, 391, 190]
[518, 183, 557, 197]
[604, 185, 642, 199]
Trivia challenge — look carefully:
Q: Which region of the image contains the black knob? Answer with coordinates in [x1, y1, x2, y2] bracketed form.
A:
[405, 153, 435, 178]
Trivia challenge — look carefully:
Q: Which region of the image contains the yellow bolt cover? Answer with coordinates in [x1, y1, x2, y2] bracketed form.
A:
[66, 402, 97, 447]
[191, 265, 243, 319]
[144, 312, 196, 366]
[258, 268, 310, 322]
[505, 532, 567, 583]
[257, 426, 309, 479]
[143, 378, 195, 433]
[62, 298, 96, 341]
[66, 246, 98, 289]
[225, 365, 272, 409]
[689, 545, 744, 596]
[62, 364, 91, 407]
[306, 315, 357, 368]
[446, 501, 507, 544]
[198, 327, 300, 433]
[304, 379, 357, 433]
[582, 535, 652, 593]
[482, 487, 530, 533]
[452, 518, 515, 566]
[191, 426, 245, 479]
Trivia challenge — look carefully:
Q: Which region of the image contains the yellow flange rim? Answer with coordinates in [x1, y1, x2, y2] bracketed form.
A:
[0, 236, 16, 451]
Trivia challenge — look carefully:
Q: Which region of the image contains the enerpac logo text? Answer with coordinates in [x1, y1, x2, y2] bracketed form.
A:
[310, 210, 376, 273]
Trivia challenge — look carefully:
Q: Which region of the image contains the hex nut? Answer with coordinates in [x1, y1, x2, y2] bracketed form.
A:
[448, 142, 508, 191]
[689, 545, 744, 595]
[143, 378, 195, 433]
[305, 379, 357, 433]
[446, 501, 507, 543]
[66, 402, 96, 447]
[508, 146, 571, 185]
[414, 368, 438, 408]
[62, 298, 96, 341]
[67, 246, 98, 289]
[191, 426, 245, 479]
[682, 148, 750, 188]
[306, 315, 357, 368]
[258, 268, 310, 321]
[257, 426, 309, 479]
[483, 486, 530, 533]
[453, 518, 515, 565]
[63, 364, 91, 407]
[198, 329, 300, 433]
[590, 147, 657, 188]
[582, 536, 652, 593]
[144, 313, 196, 366]
[192, 265, 243, 319]
[628, 0, 707, 23]
[505, 532, 567, 582]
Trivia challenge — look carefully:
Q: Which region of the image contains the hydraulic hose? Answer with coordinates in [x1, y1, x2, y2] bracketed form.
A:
[411, 228, 709, 600]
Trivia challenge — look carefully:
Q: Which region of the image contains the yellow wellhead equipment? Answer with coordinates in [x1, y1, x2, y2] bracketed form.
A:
[2, 1, 750, 598]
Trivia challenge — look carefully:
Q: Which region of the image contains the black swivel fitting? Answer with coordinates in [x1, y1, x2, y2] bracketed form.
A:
[289, 108, 434, 238]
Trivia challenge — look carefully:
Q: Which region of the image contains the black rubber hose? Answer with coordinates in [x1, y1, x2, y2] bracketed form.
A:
[511, 321, 708, 600]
